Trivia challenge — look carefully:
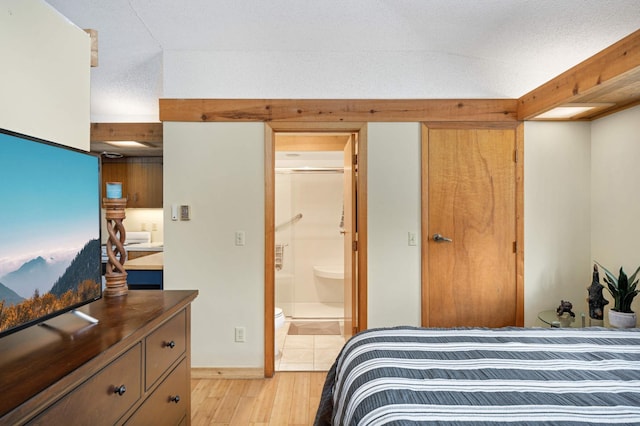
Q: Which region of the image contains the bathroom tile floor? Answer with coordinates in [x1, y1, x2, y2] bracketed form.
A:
[276, 319, 346, 371]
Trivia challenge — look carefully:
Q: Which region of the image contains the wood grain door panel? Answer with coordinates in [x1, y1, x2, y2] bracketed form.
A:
[427, 128, 517, 327]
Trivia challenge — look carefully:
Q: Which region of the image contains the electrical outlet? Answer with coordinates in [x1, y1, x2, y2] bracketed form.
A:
[151, 223, 158, 231]
[234, 326, 246, 342]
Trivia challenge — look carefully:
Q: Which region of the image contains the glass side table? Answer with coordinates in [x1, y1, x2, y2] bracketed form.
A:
[537, 310, 588, 328]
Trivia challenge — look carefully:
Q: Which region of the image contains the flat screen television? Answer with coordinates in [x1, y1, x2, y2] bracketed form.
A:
[0, 128, 102, 337]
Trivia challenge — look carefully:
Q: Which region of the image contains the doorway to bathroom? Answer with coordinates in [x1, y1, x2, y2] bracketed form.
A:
[264, 123, 368, 376]
[274, 134, 347, 371]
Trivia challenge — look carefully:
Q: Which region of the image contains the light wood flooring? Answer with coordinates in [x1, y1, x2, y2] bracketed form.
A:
[191, 371, 327, 425]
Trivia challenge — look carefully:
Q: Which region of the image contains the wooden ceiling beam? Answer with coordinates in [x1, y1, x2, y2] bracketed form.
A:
[90, 122, 163, 142]
[159, 31, 639, 124]
[83, 29, 98, 67]
[159, 99, 518, 122]
[518, 29, 640, 120]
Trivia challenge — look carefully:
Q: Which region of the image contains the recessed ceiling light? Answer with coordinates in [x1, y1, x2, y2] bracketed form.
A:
[535, 106, 596, 119]
[106, 141, 150, 148]
[533, 103, 615, 120]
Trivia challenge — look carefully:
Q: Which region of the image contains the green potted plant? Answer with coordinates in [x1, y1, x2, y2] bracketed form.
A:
[595, 261, 640, 328]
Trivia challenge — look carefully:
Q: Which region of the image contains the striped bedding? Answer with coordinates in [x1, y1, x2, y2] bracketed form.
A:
[314, 326, 640, 425]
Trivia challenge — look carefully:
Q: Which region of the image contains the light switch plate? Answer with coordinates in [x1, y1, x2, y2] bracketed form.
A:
[180, 205, 190, 221]
[234, 326, 246, 342]
[235, 231, 246, 246]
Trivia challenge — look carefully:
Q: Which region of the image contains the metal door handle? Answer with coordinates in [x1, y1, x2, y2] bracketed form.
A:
[433, 233, 452, 242]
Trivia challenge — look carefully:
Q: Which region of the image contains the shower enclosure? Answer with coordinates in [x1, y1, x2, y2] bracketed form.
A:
[275, 156, 345, 319]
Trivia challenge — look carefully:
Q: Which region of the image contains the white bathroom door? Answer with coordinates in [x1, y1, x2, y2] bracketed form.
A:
[343, 135, 357, 338]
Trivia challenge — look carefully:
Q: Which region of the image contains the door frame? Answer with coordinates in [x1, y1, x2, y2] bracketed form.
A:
[264, 122, 368, 377]
[420, 122, 525, 327]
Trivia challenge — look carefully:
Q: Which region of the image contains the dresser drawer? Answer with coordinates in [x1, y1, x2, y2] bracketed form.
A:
[126, 358, 188, 426]
[145, 310, 186, 389]
[29, 343, 141, 425]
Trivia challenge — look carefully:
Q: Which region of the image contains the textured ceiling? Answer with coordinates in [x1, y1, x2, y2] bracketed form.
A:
[44, 0, 640, 123]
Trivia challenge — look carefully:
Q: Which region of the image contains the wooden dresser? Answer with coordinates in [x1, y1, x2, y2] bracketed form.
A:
[0, 290, 198, 425]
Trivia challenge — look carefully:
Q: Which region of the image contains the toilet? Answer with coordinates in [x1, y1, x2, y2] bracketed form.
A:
[275, 307, 285, 329]
[274, 307, 286, 356]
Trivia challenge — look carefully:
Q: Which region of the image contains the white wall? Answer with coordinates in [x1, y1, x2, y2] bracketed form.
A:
[163, 122, 265, 368]
[0, 0, 90, 150]
[367, 123, 422, 328]
[164, 120, 422, 367]
[591, 105, 640, 314]
[524, 121, 592, 325]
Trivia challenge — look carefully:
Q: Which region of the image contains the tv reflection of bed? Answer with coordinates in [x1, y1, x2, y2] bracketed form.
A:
[314, 326, 640, 425]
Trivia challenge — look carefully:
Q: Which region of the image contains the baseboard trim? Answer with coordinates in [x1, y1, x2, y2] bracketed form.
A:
[191, 367, 264, 379]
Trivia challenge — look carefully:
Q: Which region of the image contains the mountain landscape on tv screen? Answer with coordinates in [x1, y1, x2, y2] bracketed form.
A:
[0, 239, 102, 334]
[0, 256, 71, 301]
[0, 282, 23, 306]
[49, 239, 101, 296]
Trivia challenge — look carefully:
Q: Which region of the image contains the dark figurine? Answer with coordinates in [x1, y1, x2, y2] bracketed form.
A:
[587, 264, 609, 320]
[556, 300, 575, 317]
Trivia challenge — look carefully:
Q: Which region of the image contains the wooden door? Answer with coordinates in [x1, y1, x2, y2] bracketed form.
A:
[425, 126, 517, 327]
[343, 135, 357, 338]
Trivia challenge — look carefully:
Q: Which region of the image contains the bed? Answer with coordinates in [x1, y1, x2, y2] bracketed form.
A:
[314, 326, 640, 425]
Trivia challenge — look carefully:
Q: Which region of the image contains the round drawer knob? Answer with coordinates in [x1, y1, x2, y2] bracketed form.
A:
[170, 395, 181, 403]
[114, 385, 126, 396]
[165, 340, 176, 349]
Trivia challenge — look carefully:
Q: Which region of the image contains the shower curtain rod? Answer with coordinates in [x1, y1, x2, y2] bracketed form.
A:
[275, 213, 303, 232]
[275, 167, 344, 174]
